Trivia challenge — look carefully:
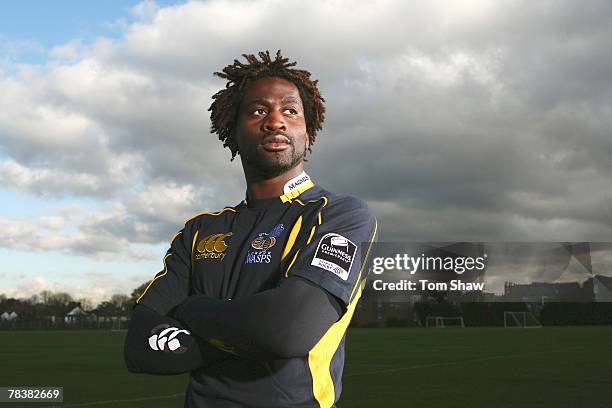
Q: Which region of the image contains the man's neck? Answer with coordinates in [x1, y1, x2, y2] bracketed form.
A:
[244, 164, 305, 200]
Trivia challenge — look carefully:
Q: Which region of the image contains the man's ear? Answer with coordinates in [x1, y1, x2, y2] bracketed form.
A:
[305, 134, 310, 150]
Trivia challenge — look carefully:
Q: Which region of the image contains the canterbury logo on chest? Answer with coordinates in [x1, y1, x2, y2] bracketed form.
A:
[195, 232, 232, 261]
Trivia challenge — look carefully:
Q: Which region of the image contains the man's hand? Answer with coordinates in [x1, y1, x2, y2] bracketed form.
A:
[124, 305, 228, 374]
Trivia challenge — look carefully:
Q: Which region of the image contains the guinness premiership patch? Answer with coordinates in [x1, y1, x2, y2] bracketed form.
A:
[311, 233, 357, 280]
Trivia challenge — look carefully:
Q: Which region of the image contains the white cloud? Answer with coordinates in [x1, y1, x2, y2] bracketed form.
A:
[130, 0, 160, 20]
[0, 178, 219, 258]
[50, 40, 85, 62]
[0, 159, 128, 197]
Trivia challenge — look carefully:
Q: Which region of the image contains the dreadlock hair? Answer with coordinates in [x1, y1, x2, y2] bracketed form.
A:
[209, 50, 325, 161]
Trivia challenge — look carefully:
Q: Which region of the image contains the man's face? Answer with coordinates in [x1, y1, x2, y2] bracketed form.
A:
[235, 76, 309, 177]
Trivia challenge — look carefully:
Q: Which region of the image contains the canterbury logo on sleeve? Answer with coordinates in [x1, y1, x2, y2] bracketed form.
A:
[148, 324, 191, 353]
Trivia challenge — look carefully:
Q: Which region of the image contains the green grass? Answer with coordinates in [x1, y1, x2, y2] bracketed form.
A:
[343, 327, 612, 408]
[1, 327, 611, 407]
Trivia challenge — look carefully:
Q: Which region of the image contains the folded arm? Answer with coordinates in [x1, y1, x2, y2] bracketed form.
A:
[172, 276, 343, 359]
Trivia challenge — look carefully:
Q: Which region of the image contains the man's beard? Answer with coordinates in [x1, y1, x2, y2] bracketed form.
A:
[241, 138, 306, 179]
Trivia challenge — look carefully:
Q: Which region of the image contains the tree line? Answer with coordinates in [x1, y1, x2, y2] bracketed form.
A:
[0, 281, 149, 318]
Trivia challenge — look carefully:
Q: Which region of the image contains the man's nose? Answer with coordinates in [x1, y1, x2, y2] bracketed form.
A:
[262, 110, 286, 132]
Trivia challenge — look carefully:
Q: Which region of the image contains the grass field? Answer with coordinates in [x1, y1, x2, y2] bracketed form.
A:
[1, 326, 611, 407]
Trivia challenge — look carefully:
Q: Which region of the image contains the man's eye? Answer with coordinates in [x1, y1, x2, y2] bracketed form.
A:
[284, 108, 298, 115]
[252, 108, 267, 116]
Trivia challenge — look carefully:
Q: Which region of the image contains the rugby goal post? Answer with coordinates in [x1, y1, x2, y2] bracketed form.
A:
[425, 316, 465, 328]
[503, 311, 542, 328]
[110, 316, 128, 331]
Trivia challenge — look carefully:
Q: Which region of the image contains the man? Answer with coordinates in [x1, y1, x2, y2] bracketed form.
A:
[124, 50, 377, 408]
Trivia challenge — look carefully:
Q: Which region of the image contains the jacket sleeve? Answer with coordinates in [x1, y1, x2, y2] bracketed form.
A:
[135, 227, 192, 315]
[172, 276, 343, 359]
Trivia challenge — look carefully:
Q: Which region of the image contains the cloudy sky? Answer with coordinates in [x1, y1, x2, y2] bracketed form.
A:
[1, 0, 611, 303]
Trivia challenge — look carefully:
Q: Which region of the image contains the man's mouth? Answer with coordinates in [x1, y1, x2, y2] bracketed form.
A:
[261, 134, 290, 152]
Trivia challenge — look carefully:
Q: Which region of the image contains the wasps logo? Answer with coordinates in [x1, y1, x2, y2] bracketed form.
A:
[251, 236, 276, 251]
[250, 224, 284, 250]
[245, 224, 284, 264]
[196, 232, 232, 261]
